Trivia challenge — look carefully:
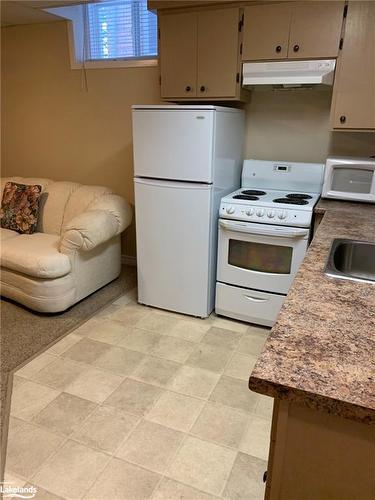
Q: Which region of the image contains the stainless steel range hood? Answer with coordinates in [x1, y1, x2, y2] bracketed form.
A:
[242, 59, 336, 88]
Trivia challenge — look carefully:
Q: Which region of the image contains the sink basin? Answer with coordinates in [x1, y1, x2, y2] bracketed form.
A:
[325, 239, 375, 283]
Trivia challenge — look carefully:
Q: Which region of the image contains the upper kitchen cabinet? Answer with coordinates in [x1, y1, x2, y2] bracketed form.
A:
[331, 1, 375, 130]
[242, 1, 345, 61]
[288, 2, 344, 59]
[197, 8, 239, 98]
[242, 3, 292, 60]
[159, 12, 197, 98]
[159, 7, 245, 100]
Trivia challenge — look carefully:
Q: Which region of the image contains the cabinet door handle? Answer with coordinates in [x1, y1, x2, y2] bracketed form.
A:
[200, 85, 206, 92]
[293, 44, 300, 52]
[275, 45, 282, 53]
[185, 86, 191, 92]
[340, 115, 346, 124]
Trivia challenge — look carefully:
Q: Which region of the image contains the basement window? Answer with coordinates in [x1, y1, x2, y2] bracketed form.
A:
[45, 0, 158, 69]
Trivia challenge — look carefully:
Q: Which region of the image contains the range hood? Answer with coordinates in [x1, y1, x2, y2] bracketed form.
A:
[242, 59, 336, 88]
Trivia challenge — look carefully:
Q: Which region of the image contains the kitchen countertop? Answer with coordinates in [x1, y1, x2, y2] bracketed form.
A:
[249, 198, 375, 424]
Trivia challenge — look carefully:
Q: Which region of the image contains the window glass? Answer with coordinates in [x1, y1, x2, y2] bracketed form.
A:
[86, 0, 157, 60]
[228, 240, 292, 274]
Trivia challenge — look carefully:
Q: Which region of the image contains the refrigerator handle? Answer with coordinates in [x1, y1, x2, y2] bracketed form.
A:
[134, 177, 212, 190]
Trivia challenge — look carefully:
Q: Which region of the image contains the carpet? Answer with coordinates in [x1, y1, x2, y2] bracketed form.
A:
[0, 265, 137, 479]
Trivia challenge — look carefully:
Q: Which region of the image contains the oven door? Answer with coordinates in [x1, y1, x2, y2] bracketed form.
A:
[217, 219, 309, 294]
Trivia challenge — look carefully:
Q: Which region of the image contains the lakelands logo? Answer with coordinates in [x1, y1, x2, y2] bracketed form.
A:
[0, 482, 37, 498]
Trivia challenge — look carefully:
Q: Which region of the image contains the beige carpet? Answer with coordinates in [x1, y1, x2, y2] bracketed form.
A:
[0, 265, 137, 480]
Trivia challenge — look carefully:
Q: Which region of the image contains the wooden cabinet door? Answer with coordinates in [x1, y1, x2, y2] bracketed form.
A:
[242, 4, 292, 61]
[288, 2, 344, 59]
[332, 2, 375, 130]
[197, 8, 239, 98]
[159, 11, 197, 98]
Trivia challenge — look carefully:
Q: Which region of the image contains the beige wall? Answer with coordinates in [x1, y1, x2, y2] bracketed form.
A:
[2, 21, 374, 258]
[1, 20, 161, 257]
[244, 89, 375, 162]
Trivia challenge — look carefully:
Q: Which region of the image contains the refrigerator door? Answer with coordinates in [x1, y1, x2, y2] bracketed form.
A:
[132, 109, 215, 182]
[135, 178, 212, 317]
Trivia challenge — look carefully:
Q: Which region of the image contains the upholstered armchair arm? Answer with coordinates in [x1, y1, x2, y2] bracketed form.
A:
[60, 195, 132, 254]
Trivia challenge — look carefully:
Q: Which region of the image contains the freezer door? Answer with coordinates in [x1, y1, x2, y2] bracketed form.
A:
[132, 109, 215, 182]
[135, 178, 213, 317]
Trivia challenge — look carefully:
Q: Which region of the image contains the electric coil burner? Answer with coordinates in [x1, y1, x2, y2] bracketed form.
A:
[241, 189, 266, 196]
[273, 198, 309, 205]
[233, 195, 259, 200]
[286, 193, 313, 200]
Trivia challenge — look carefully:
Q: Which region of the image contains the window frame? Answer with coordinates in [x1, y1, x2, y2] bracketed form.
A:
[46, 3, 158, 70]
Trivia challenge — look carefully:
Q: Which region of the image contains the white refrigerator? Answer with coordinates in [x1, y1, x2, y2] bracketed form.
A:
[132, 105, 244, 317]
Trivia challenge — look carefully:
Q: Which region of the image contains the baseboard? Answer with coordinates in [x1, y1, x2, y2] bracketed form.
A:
[121, 254, 137, 267]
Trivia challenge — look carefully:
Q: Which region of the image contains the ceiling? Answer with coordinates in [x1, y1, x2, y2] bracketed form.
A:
[1, 0, 242, 27]
[1, 1, 89, 27]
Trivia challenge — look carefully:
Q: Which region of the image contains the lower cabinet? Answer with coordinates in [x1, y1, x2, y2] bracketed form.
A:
[331, 1, 375, 130]
[266, 400, 375, 499]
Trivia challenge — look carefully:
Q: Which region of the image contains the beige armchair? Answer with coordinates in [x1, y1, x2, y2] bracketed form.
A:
[0, 177, 132, 313]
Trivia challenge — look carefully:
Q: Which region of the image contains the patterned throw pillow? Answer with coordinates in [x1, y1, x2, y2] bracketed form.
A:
[0, 182, 42, 234]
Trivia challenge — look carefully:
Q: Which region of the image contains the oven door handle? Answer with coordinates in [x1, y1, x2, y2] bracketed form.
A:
[219, 220, 309, 238]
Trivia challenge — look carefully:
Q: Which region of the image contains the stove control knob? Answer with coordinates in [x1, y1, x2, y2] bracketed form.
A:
[278, 210, 287, 220]
[226, 206, 235, 215]
[256, 209, 265, 217]
[267, 210, 276, 218]
[246, 208, 254, 216]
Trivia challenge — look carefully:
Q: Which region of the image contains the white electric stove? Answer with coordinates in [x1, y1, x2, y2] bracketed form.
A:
[215, 159, 325, 327]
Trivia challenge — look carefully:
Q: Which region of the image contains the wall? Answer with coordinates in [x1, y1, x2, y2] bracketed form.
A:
[2, 21, 375, 258]
[1, 20, 161, 258]
[244, 89, 375, 162]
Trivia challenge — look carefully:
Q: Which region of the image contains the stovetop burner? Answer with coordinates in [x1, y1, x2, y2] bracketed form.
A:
[233, 194, 259, 201]
[273, 198, 309, 205]
[241, 189, 266, 196]
[286, 193, 312, 200]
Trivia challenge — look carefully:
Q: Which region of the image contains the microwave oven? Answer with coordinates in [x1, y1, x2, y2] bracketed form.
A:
[322, 156, 375, 203]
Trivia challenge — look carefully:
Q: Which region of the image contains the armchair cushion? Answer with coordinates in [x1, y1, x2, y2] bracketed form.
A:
[0, 228, 20, 242]
[1, 233, 71, 279]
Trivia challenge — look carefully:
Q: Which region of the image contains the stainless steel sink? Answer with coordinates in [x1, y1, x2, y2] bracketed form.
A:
[325, 239, 375, 284]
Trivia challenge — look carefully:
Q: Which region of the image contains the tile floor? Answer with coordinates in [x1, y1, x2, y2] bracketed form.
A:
[5, 287, 273, 500]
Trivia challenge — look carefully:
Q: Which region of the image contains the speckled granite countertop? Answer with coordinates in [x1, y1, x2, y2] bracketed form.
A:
[249, 199, 375, 424]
